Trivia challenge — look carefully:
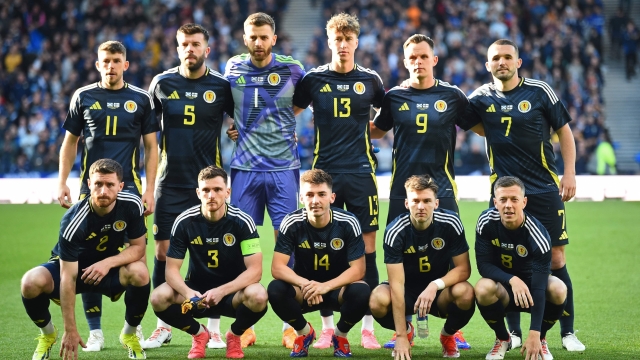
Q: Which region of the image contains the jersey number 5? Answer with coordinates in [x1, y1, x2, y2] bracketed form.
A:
[184, 105, 196, 125]
[333, 98, 351, 117]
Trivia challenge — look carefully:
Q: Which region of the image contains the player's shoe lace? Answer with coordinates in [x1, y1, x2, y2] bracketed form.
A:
[332, 334, 352, 357]
[240, 327, 256, 348]
[208, 330, 227, 349]
[561, 332, 585, 352]
[141, 326, 172, 349]
[82, 330, 104, 352]
[360, 329, 381, 349]
[282, 327, 297, 349]
[485, 338, 511, 360]
[226, 331, 245, 359]
[441, 333, 460, 358]
[509, 331, 522, 349]
[32, 327, 58, 360]
[541, 338, 554, 360]
[454, 330, 471, 349]
[187, 326, 209, 359]
[290, 323, 316, 357]
[120, 331, 146, 359]
[313, 328, 334, 349]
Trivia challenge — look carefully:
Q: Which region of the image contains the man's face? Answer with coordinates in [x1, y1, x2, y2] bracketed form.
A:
[405, 188, 438, 225]
[197, 176, 230, 213]
[327, 28, 358, 62]
[485, 44, 522, 82]
[176, 32, 210, 71]
[493, 185, 527, 227]
[88, 172, 123, 208]
[95, 51, 128, 86]
[403, 41, 438, 80]
[243, 24, 277, 63]
[300, 182, 335, 219]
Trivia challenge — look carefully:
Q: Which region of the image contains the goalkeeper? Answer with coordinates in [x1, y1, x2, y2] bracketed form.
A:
[150, 166, 267, 359]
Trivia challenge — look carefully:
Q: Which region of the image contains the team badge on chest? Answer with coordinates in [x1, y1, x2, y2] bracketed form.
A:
[203, 90, 216, 103]
[434, 100, 447, 112]
[113, 220, 127, 232]
[330, 238, 344, 250]
[268, 73, 281, 86]
[223, 233, 236, 246]
[518, 100, 531, 113]
[124, 101, 137, 113]
[354, 82, 365, 95]
[516, 244, 528, 257]
[431, 237, 445, 250]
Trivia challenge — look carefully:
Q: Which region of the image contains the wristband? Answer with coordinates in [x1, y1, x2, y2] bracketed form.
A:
[433, 278, 445, 290]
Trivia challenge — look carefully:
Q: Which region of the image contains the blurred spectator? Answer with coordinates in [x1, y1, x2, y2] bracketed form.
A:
[590, 129, 617, 175]
[622, 21, 639, 80]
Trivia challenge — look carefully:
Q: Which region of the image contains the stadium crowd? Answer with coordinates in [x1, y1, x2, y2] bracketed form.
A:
[0, 0, 611, 177]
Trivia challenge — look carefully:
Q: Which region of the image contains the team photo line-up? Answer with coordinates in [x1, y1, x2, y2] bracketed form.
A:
[19, 10, 585, 360]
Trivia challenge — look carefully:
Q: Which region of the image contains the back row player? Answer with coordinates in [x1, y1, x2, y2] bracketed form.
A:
[143, 23, 235, 349]
[56, 40, 158, 351]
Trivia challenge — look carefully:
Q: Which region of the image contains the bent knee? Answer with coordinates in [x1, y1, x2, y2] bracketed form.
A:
[369, 284, 391, 316]
[21, 267, 52, 298]
[451, 282, 475, 307]
[150, 284, 174, 311]
[244, 284, 268, 309]
[474, 278, 498, 301]
[547, 277, 567, 304]
[123, 261, 150, 286]
[551, 246, 566, 269]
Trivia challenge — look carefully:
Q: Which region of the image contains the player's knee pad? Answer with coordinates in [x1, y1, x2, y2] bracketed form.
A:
[342, 282, 370, 307]
[267, 279, 295, 302]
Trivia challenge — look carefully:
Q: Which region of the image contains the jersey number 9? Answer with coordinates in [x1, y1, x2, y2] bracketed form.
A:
[416, 114, 428, 134]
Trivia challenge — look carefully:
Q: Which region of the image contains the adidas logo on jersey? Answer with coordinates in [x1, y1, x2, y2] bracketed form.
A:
[559, 231, 568, 240]
[370, 218, 378, 226]
[191, 236, 203, 245]
[236, 76, 246, 84]
[320, 84, 331, 92]
[486, 104, 496, 112]
[399, 102, 410, 111]
[168, 90, 180, 99]
[404, 246, 416, 254]
[89, 101, 102, 110]
[299, 240, 311, 249]
[86, 306, 100, 313]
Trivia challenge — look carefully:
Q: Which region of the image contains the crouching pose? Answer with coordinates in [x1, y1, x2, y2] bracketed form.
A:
[370, 175, 475, 359]
[268, 169, 370, 357]
[475, 176, 566, 360]
[150, 166, 267, 359]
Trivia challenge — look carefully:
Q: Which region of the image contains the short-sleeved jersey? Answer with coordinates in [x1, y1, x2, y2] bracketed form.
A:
[275, 207, 365, 283]
[64, 82, 158, 195]
[166, 204, 259, 288]
[149, 67, 234, 188]
[475, 208, 551, 284]
[224, 54, 305, 171]
[463, 78, 572, 194]
[54, 192, 146, 270]
[383, 209, 468, 293]
[374, 81, 469, 199]
[293, 64, 385, 173]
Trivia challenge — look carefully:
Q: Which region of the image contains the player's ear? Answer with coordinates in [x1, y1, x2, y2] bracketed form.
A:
[432, 55, 438, 66]
[118, 182, 124, 192]
[354, 37, 358, 49]
[95, 61, 100, 71]
[205, 46, 210, 58]
[492, 196, 497, 208]
[243, 34, 248, 46]
[522, 196, 527, 208]
[434, 198, 439, 209]
[272, 34, 277, 46]
[516, 57, 522, 69]
[225, 186, 230, 199]
[329, 192, 336, 204]
[485, 61, 491, 72]
[123, 60, 129, 71]
[405, 199, 409, 210]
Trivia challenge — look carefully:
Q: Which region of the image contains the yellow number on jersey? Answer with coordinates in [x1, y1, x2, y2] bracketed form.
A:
[368, 195, 379, 216]
[416, 114, 427, 133]
[207, 250, 219, 268]
[96, 236, 109, 252]
[184, 105, 195, 125]
[419, 255, 431, 272]
[501, 117, 512, 136]
[558, 210, 566, 230]
[314, 254, 330, 270]
[106, 116, 117, 136]
[501, 254, 513, 269]
[333, 98, 351, 117]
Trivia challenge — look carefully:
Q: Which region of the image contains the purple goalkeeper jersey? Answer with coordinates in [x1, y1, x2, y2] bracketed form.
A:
[225, 53, 305, 171]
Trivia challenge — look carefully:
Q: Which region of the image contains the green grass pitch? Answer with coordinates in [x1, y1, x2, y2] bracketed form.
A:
[1, 201, 639, 359]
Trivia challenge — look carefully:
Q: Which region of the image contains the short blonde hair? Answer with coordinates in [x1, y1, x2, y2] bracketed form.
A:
[326, 13, 360, 36]
[404, 174, 439, 195]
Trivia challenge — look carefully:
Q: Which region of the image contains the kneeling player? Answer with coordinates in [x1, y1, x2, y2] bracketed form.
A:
[21, 159, 150, 360]
[150, 166, 267, 359]
[475, 176, 566, 360]
[268, 169, 370, 357]
[370, 175, 475, 359]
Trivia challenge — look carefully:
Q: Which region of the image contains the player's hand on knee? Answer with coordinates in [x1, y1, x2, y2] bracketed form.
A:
[58, 184, 72, 209]
[81, 261, 111, 285]
[414, 283, 437, 317]
[60, 330, 86, 360]
[508, 277, 532, 308]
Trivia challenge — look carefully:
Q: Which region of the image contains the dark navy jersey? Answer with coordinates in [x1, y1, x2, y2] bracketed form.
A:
[275, 207, 365, 283]
[167, 204, 259, 288]
[475, 207, 553, 331]
[463, 78, 572, 195]
[149, 67, 234, 188]
[54, 192, 146, 270]
[293, 64, 385, 173]
[383, 209, 468, 293]
[374, 81, 469, 200]
[64, 82, 158, 196]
